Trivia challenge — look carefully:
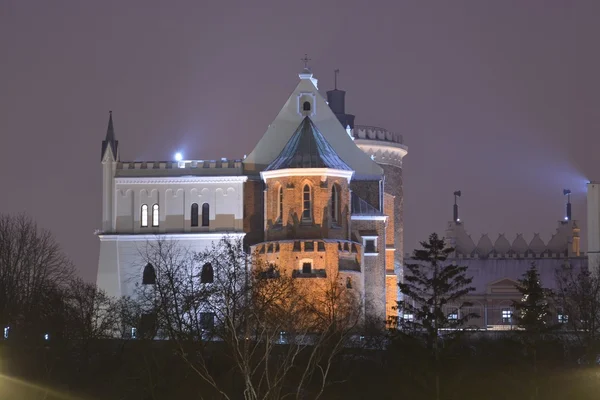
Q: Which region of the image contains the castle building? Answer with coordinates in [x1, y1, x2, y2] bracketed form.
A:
[96, 65, 408, 325]
[440, 200, 586, 330]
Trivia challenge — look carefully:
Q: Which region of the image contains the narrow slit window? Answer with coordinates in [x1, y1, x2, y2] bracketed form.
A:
[277, 186, 283, 222]
[202, 203, 209, 227]
[191, 203, 199, 227]
[331, 185, 339, 223]
[152, 204, 159, 227]
[302, 185, 311, 221]
[141, 204, 148, 227]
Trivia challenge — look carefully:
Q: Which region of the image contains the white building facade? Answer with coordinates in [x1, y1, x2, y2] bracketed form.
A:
[97, 113, 246, 298]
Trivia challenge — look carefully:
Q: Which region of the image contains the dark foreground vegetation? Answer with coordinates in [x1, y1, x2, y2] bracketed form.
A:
[1, 214, 600, 399]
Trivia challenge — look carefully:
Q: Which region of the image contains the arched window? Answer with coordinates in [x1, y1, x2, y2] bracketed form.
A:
[277, 186, 283, 223]
[191, 203, 199, 227]
[200, 263, 214, 283]
[302, 184, 311, 222]
[141, 204, 148, 227]
[331, 185, 340, 223]
[142, 263, 156, 285]
[152, 204, 159, 227]
[303, 101, 311, 111]
[346, 277, 352, 289]
[202, 203, 209, 227]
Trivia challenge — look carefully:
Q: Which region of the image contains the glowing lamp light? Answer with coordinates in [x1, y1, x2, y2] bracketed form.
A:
[457, 218, 461, 222]
[565, 216, 569, 221]
[175, 152, 183, 162]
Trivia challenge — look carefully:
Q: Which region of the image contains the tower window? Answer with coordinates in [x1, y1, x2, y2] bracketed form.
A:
[346, 277, 352, 289]
[277, 186, 283, 223]
[303, 101, 311, 111]
[302, 262, 312, 274]
[142, 263, 156, 285]
[202, 203, 210, 227]
[152, 204, 159, 227]
[200, 263, 214, 283]
[331, 184, 340, 223]
[191, 203, 199, 227]
[365, 240, 376, 253]
[302, 185, 312, 222]
[141, 204, 148, 227]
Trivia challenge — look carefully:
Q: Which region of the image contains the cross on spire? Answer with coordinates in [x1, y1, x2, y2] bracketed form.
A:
[301, 54, 311, 69]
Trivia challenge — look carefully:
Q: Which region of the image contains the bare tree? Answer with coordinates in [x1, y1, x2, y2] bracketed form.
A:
[134, 236, 361, 400]
[555, 262, 600, 351]
[0, 213, 74, 338]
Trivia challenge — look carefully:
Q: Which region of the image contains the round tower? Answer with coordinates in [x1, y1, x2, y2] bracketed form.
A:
[325, 82, 407, 281]
[352, 126, 407, 277]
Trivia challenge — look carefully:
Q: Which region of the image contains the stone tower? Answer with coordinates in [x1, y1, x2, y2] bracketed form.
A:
[326, 85, 408, 297]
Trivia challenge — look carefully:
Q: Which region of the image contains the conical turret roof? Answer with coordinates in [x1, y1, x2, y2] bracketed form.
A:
[265, 117, 352, 171]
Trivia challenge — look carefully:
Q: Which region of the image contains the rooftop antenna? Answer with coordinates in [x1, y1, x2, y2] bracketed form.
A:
[334, 69, 340, 89]
[563, 189, 572, 221]
[453, 190, 462, 222]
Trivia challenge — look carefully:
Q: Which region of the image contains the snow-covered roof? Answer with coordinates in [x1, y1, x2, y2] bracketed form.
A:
[243, 72, 383, 179]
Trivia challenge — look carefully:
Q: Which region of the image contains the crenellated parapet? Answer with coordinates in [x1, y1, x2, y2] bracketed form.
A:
[352, 126, 407, 168]
[445, 220, 584, 259]
[115, 159, 244, 177]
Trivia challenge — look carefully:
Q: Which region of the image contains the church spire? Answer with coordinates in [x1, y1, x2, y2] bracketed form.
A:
[101, 111, 119, 161]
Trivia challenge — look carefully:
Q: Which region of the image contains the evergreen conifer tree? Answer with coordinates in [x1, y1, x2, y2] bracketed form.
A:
[513, 263, 551, 332]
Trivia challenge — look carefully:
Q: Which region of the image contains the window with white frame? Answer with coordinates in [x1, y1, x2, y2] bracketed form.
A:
[502, 309, 512, 323]
[363, 237, 378, 254]
[141, 204, 148, 227]
[448, 310, 458, 320]
[402, 313, 414, 322]
[152, 204, 159, 227]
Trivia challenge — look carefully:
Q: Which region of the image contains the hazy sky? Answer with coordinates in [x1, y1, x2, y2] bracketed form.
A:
[1, 0, 598, 281]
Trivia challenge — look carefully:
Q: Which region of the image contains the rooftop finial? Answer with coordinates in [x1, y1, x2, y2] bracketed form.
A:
[334, 69, 340, 89]
[301, 53, 311, 69]
[101, 110, 119, 161]
[563, 189, 572, 221]
[453, 190, 462, 222]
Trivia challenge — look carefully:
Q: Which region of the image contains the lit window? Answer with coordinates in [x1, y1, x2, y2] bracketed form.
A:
[142, 263, 156, 285]
[448, 310, 458, 320]
[3, 326, 9, 339]
[200, 263, 214, 283]
[152, 204, 159, 227]
[502, 309, 512, 323]
[191, 203, 199, 227]
[141, 204, 148, 227]
[131, 327, 137, 339]
[44, 333, 49, 341]
[331, 185, 340, 223]
[302, 262, 312, 274]
[402, 314, 414, 322]
[558, 314, 568, 324]
[277, 186, 283, 223]
[202, 203, 209, 227]
[302, 185, 312, 221]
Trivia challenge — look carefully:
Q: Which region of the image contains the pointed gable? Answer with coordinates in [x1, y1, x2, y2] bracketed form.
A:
[243, 73, 382, 179]
[265, 117, 352, 171]
[101, 111, 119, 161]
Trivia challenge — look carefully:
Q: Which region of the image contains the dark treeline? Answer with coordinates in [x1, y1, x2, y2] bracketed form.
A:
[0, 215, 599, 399]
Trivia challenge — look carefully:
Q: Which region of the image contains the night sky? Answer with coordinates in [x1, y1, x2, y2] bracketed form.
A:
[1, 1, 598, 282]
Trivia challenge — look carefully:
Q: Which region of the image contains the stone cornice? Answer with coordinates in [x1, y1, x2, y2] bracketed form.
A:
[261, 168, 354, 183]
[354, 140, 408, 168]
[115, 176, 248, 185]
[98, 232, 246, 241]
